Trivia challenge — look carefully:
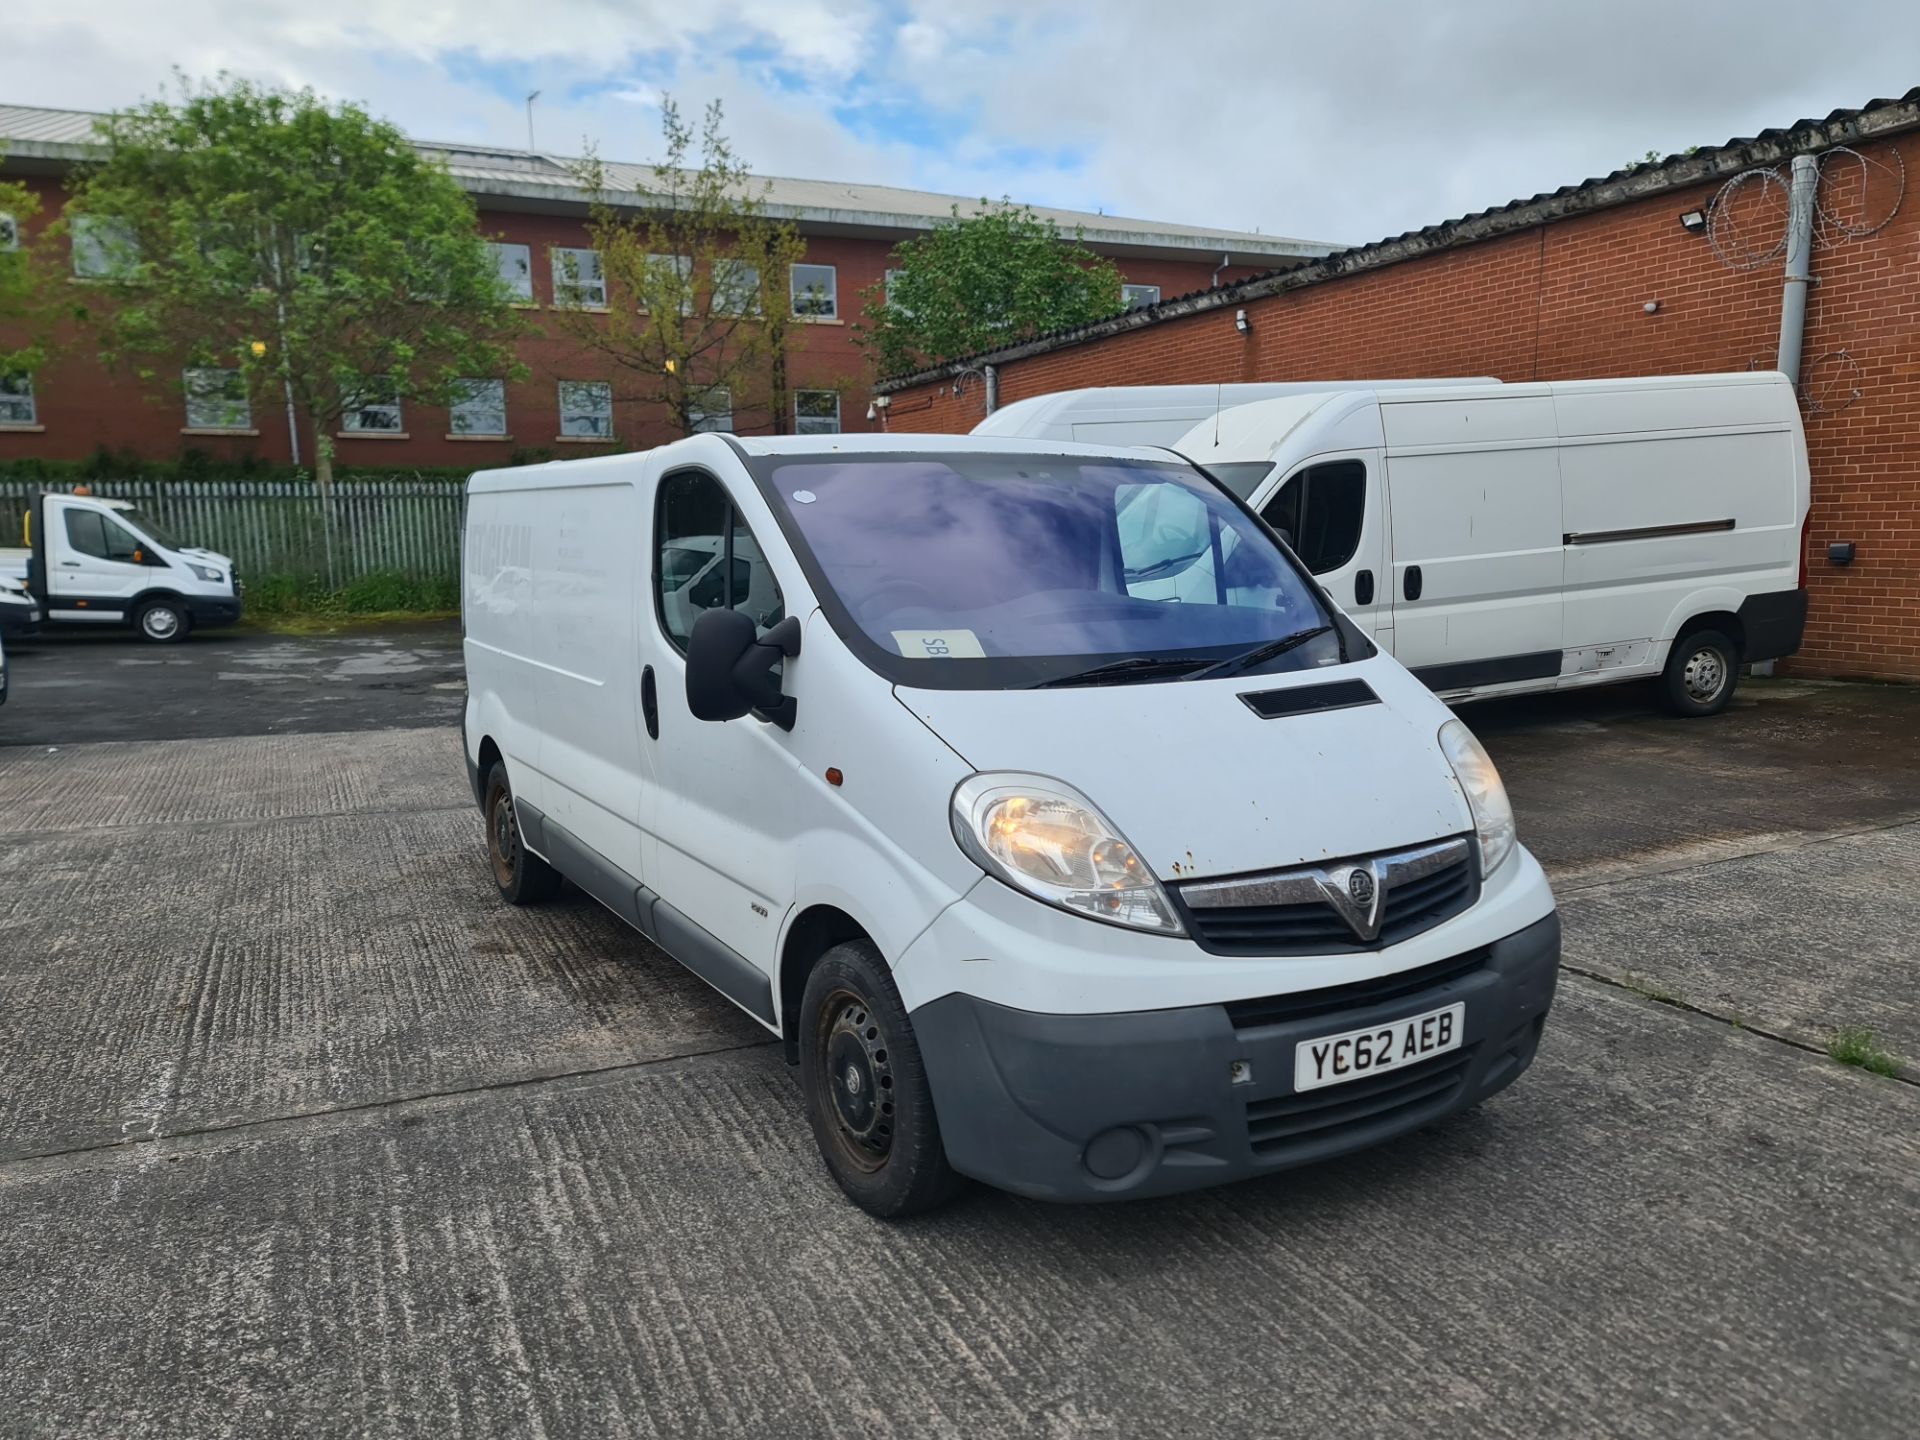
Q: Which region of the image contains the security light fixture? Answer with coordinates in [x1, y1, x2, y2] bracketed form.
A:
[1678, 210, 1707, 234]
[1235, 309, 1251, 335]
[1643, 300, 1661, 314]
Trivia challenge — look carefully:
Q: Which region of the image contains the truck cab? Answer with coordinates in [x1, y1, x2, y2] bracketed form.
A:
[2, 492, 243, 642]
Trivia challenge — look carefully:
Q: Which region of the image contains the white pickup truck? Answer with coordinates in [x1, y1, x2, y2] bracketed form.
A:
[2, 491, 243, 642]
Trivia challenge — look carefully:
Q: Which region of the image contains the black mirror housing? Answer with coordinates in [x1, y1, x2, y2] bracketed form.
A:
[685, 610, 802, 729]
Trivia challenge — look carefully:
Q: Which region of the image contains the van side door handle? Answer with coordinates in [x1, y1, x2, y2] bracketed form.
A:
[1354, 569, 1374, 606]
[1403, 565, 1423, 602]
[640, 664, 660, 741]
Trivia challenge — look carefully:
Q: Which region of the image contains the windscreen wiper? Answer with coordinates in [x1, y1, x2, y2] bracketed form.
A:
[1025, 655, 1218, 689]
[1187, 626, 1333, 682]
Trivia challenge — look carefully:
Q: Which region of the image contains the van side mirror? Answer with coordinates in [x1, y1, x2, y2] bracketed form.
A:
[685, 609, 803, 730]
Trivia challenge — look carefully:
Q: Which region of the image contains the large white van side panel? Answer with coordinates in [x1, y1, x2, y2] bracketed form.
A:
[1381, 394, 1565, 680]
[464, 497, 544, 808]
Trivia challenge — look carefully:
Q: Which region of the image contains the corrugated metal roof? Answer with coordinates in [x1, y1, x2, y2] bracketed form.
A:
[876, 85, 1920, 391]
[0, 103, 1338, 260]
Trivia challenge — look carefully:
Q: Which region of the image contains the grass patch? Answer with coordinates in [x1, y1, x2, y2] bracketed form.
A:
[1827, 1027, 1901, 1078]
[242, 609, 459, 636]
[1620, 972, 1683, 1006]
[242, 570, 459, 620]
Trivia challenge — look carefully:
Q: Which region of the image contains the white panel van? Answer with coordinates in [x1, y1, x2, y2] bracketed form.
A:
[972, 379, 1501, 447]
[464, 436, 1561, 1215]
[1173, 373, 1810, 714]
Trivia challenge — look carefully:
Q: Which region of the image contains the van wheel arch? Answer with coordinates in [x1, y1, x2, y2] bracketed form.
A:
[779, 905, 872, 1064]
[1674, 610, 1744, 655]
[475, 735, 504, 807]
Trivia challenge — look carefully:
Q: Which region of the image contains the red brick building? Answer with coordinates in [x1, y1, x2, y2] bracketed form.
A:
[878, 90, 1920, 682]
[0, 103, 1333, 467]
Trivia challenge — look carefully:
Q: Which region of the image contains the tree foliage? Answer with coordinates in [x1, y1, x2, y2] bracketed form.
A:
[555, 98, 808, 437]
[0, 163, 55, 381]
[64, 76, 524, 487]
[853, 203, 1123, 377]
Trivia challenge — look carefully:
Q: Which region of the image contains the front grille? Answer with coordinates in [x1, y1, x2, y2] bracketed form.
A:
[1177, 837, 1478, 957]
[1223, 947, 1487, 1031]
[1245, 1046, 1476, 1157]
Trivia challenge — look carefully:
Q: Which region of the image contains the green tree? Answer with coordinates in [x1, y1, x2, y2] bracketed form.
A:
[555, 98, 807, 437]
[0, 163, 55, 384]
[853, 202, 1123, 377]
[64, 76, 523, 488]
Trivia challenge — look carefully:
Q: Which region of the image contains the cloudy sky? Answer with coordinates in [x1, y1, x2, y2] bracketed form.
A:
[5, 1, 1917, 246]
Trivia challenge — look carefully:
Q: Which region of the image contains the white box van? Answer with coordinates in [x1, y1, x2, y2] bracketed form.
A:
[1174, 373, 1809, 715]
[463, 436, 1560, 1215]
[1, 492, 243, 642]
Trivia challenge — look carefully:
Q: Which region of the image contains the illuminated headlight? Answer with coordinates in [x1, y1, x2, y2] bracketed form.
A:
[951, 772, 1184, 935]
[189, 563, 224, 584]
[1438, 718, 1516, 876]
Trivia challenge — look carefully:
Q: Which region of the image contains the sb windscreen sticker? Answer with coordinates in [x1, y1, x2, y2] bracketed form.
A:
[891, 629, 986, 659]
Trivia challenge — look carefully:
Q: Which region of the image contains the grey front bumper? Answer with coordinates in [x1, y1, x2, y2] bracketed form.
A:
[911, 911, 1560, 1203]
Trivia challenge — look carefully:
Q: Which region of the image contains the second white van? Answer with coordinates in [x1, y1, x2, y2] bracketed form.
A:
[1174, 373, 1810, 715]
[464, 435, 1560, 1217]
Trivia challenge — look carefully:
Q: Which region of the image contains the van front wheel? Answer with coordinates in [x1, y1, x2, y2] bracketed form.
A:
[1662, 628, 1739, 717]
[483, 761, 562, 905]
[136, 598, 191, 644]
[799, 940, 963, 1217]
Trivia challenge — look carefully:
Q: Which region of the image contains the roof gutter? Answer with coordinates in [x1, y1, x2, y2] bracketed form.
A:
[874, 89, 1920, 395]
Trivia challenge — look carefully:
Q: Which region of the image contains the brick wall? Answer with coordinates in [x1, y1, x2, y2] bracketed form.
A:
[885, 132, 1920, 681]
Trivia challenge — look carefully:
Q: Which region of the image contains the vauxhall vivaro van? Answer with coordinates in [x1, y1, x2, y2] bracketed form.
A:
[463, 435, 1560, 1216]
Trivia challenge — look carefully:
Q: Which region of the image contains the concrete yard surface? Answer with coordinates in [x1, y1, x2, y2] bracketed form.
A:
[2, 659, 1918, 1436]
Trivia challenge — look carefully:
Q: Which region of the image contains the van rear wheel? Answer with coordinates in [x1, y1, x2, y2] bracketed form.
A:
[1662, 628, 1739, 717]
[483, 761, 561, 905]
[799, 940, 963, 1217]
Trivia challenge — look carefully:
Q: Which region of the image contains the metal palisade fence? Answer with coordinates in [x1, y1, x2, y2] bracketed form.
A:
[0, 480, 465, 589]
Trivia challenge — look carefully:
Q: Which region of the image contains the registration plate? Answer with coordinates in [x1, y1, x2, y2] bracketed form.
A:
[1294, 1002, 1465, 1092]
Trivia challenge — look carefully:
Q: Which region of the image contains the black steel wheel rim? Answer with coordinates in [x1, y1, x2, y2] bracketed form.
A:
[816, 987, 896, 1171]
[488, 786, 519, 887]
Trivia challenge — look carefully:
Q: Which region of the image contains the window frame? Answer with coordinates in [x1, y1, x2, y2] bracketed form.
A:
[63, 507, 146, 564]
[651, 465, 784, 657]
[1121, 283, 1161, 311]
[550, 245, 608, 309]
[181, 367, 252, 432]
[0, 372, 35, 427]
[1260, 457, 1369, 575]
[341, 382, 404, 435]
[557, 379, 615, 439]
[688, 385, 734, 435]
[449, 378, 509, 437]
[487, 242, 534, 302]
[790, 262, 838, 319]
[794, 390, 841, 435]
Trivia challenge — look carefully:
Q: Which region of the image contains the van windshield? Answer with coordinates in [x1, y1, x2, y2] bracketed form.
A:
[756, 453, 1343, 689]
[111, 506, 187, 551]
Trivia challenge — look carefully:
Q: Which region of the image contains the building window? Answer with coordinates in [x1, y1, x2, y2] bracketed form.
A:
[0, 373, 34, 426]
[489, 242, 533, 302]
[795, 390, 841, 435]
[71, 215, 140, 279]
[790, 263, 837, 318]
[1121, 283, 1161, 311]
[558, 380, 614, 439]
[884, 268, 913, 316]
[712, 258, 760, 316]
[450, 379, 508, 437]
[183, 368, 251, 431]
[343, 383, 404, 434]
[0, 213, 18, 252]
[642, 253, 693, 314]
[551, 246, 607, 308]
[689, 385, 733, 434]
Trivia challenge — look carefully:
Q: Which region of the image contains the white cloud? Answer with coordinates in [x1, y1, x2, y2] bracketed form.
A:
[2, 1, 1914, 248]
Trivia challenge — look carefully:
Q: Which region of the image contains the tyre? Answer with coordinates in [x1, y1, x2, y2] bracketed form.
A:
[1662, 627, 1740, 717]
[799, 940, 964, 1217]
[135, 597, 191, 644]
[483, 761, 562, 905]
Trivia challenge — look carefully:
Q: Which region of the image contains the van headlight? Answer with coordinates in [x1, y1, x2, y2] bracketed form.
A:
[1438, 719, 1516, 876]
[188, 563, 223, 584]
[951, 773, 1185, 936]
